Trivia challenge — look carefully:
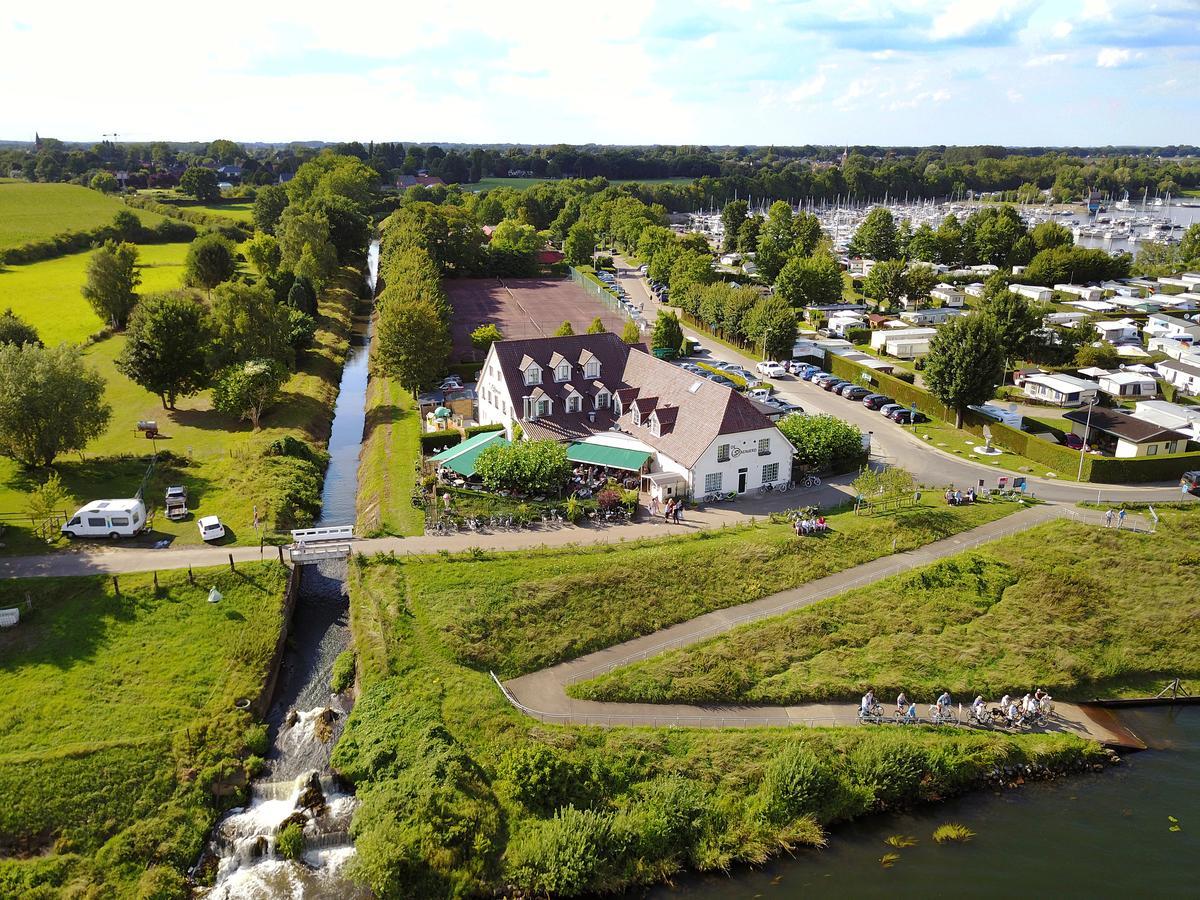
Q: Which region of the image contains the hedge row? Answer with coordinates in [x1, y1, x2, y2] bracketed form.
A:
[0, 217, 196, 265]
[419, 432, 461, 454]
[124, 195, 252, 237]
[464, 423, 505, 438]
[825, 352, 1200, 484]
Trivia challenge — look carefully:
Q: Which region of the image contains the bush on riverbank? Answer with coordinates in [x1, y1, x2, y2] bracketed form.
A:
[572, 510, 1200, 705]
[333, 555, 1104, 898]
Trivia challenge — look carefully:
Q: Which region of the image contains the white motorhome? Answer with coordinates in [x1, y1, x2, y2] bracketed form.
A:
[61, 499, 148, 539]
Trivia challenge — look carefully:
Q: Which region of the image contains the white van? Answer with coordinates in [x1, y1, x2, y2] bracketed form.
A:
[61, 499, 148, 539]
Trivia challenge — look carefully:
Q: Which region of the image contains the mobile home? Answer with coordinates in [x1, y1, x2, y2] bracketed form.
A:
[61, 499, 148, 539]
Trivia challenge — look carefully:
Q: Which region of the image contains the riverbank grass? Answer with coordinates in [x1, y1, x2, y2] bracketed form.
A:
[0, 563, 290, 896]
[409, 495, 1025, 678]
[331, 551, 1102, 898]
[354, 369, 423, 537]
[571, 509, 1200, 705]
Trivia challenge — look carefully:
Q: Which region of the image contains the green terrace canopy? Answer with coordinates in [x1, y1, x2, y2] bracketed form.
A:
[566, 441, 652, 472]
[430, 430, 509, 477]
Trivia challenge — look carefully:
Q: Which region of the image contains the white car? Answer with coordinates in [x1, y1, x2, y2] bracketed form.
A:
[756, 361, 787, 377]
[198, 515, 226, 542]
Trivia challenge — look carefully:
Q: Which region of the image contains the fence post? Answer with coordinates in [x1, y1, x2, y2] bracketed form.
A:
[112, 576, 119, 596]
[188, 565, 194, 585]
[228, 553, 235, 573]
[153, 571, 158, 591]
[278, 545, 285, 564]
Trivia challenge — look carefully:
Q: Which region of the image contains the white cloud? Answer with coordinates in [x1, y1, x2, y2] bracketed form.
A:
[1051, 21, 1073, 38]
[1025, 52, 1068, 67]
[929, 0, 1030, 40]
[787, 66, 834, 104]
[1081, 0, 1114, 20]
[1007, 88, 1024, 102]
[888, 87, 951, 111]
[1096, 47, 1137, 67]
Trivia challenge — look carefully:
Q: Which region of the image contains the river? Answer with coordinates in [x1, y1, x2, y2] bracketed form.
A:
[641, 706, 1198, 899]
[195, 243, 380, 898]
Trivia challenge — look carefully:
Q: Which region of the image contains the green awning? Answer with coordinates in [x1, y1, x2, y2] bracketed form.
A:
[566, 442, 652, 472]
[430, 430, 509, 477]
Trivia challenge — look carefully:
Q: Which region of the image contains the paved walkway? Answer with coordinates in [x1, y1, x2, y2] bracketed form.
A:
[501, 503, 1144, 748]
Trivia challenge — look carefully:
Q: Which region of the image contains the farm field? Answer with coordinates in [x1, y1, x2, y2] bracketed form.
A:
[572, 510, 1200, 706]
[0, 242, 190, 346]
[444, 276, 627, 362]
[0, 258, 358, 553]
[0, 563, 289, 896]
[0, 181, 165, 251]
[136, 189, 255, 221]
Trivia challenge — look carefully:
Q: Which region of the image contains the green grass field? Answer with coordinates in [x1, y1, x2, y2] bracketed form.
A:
[355, 368, 423, 537]
[573, 510, 1200, 705]
[0, 258, 358, 552]
[409, 497, 1024, 678]
[0, 182, 165, 251]
[136, 190, 255, 222]
[330, 549, 1099, 898]
[907, 415, 1068, 479]
[0, 563, 289, 894]
[0, 242, 190, 346]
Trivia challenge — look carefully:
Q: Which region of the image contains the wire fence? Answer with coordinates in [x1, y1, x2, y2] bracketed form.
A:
[568, 268, 646, 330]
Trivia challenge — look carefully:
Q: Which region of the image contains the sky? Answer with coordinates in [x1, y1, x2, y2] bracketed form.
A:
[2, 0, 1197, 147]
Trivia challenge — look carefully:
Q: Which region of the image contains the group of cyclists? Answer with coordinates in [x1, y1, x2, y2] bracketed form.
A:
[859, 687, 1055, 729]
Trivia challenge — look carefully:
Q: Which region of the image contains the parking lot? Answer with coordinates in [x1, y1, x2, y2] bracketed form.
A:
[445, 277, 629, 362]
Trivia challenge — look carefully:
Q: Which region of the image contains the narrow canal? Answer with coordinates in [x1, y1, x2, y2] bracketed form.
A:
[197, 243, 380, 898]
[642, 706, 1198, 899]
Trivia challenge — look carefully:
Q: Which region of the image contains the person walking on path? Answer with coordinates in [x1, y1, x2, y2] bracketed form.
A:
[1104, 508, 1114, 528]
[672, 501, 683, 525]
[1117, 507, 1127, 530]
[663, 498, 674, 524]
[649, 496, 660, 518]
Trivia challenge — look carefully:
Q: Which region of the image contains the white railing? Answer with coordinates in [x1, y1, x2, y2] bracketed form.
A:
[289, 543, 352, 563]
[289, 524, 355, 544]
[562, 507, 1062, 686]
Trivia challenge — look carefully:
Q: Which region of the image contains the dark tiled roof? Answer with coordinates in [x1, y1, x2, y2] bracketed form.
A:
[1062, 408, 1189, 443]
[491, 333, 633, 420]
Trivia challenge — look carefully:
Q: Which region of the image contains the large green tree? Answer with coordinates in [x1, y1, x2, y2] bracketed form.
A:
[210, 282, 297, 367]
[490, 219, 543, 255]
[475, 440, 570, 495]
[650, 310, 684, 354]
[82, 240, 141, 328]
[720, 200, 748, 253]
[922, 315, 1005, 427]
[777, 413, 864, 471]
[374, 295, 451, 395]
[979, 286, 1041, 378]
[563, 223, 595, 267]
[861, 259, 907, 310]
[0, 309, 40, 347]
[0, 343, 112, 467]
[755, 201, 800, 281]
[745, 296, 798, 361]
[774, 252, 843, 308]
[849, 207, 900, 260]
[211, 358, 287, 431]
[277, 206, 339, 289]
[184, 233, 238, 296]
[253, 184, 289, 234]
[179, 166, 220, 202]
[116, 293, 212, 409]
[244, 231, 281, 276]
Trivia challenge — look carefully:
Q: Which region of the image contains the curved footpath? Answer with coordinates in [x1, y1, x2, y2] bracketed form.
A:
[500, 502, 1146, 749]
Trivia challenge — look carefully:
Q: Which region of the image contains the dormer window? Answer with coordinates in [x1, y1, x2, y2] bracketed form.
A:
[649, 415, 661, 437]
[585, 360, 600, 379]
[536, 398, 550, 417]
[595, 390, 610, 409]
[524, 365, 541, 386]
[567, 393, 581, 413]
[631, 406, 641, 426]
[556, 362, 571, 382]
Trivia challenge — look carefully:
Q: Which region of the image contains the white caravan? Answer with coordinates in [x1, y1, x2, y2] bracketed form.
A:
[61, 499, 148, 539]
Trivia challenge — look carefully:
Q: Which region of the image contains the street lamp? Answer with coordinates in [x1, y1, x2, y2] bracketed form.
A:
[1076, 398, 1095, 482]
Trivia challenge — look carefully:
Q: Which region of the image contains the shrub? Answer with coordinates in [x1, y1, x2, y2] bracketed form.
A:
[778, 414, 865, 473]
[475, 440, 569, 495]
[751, 745, 839, 825]
[595, 487, 622, 511]
[331, 651, 356, 693]
[499, 745, 602, 815]
[463, 423, 506, 439]
[276, 822, 305, 860]
[505, 806, 614, 896]
[135, 866, 189, 900]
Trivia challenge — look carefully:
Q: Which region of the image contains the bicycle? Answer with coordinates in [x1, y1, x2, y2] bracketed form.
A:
[929, 705, 959, 726]
[758, 483, 775, 495]
[800, 474, 822, 489]
[858, 702, 886, 725]
[777, 481, 793, 493]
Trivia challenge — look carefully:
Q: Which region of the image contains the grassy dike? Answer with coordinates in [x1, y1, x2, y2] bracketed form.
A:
[354, 362, 423, 538]
[571, 509, 1200, 706]
[331, 551, 1104, 898]
[0, 563, 291, 897]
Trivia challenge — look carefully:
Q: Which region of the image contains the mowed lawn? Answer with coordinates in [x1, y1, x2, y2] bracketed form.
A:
[411, 497, 1026, 677]
[573, 510, 1200, 705]
[0, 563, 288, 875]
[0, 181, 165, 251]
[0, 242, 190, 345]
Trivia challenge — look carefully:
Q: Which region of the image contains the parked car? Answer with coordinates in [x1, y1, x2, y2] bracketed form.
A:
[439, 376, 464, 391]
[745, 387, 775, 402]
[821, 378, 848, 392]
[889, 409, 929, 425]
[756, 361, 787, 377]
[792, 363, 819, 379]
[863, 393, 893, 410]
[1181, 471, 1200, 495]
[678, 362, 703, 374]
[765, 398, 803, 414]
[833, 382, 859, 396]
[61, 499, 148, 539]
[879, 403, 905, 417]
[198, 515, 227, 542]
[844, 386, 872, 401]
[806, 370, 831, 383]
[708, 375, 738, 389]
[165, 485, 188, 521]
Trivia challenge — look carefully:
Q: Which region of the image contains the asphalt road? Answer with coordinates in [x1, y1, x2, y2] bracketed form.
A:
[612, 257, 1192, 505]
